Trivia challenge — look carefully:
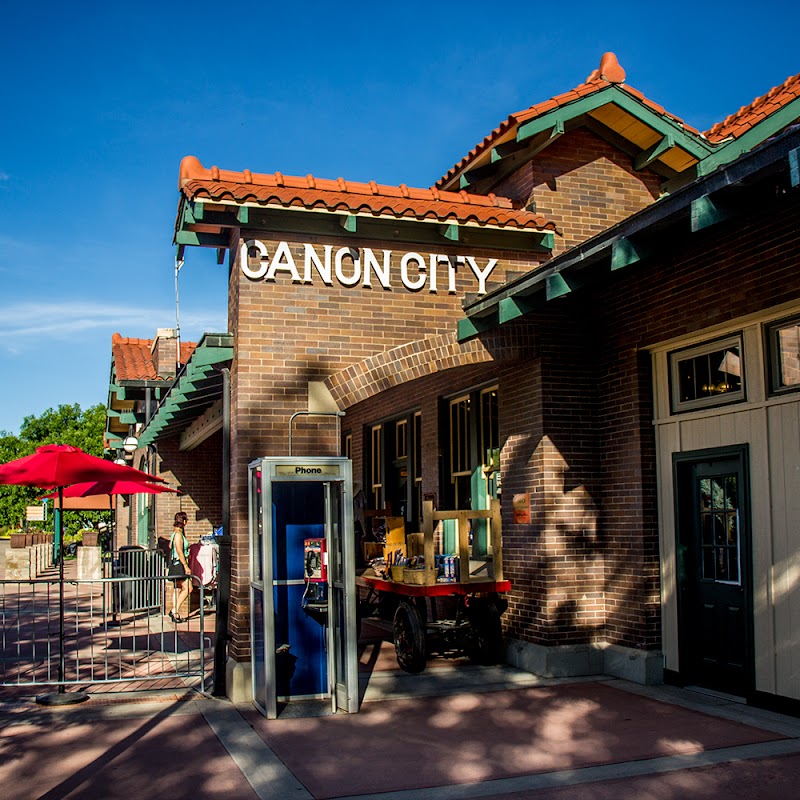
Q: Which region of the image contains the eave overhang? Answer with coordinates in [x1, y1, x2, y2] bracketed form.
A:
[458, 128, 800, 342]
[173, 157, 560, 263]
[442, 83, 713, 194]
[137, 333, 233, 449]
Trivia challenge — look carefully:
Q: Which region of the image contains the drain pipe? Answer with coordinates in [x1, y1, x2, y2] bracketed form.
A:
[213, 367, 232, 697]
[289, 410, 346, 456]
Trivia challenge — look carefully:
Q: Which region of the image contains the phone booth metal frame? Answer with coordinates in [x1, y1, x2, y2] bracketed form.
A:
[248, 456, 359, 718]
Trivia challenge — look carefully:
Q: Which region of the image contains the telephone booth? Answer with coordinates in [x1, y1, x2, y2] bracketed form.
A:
[248, 457, 359, 718]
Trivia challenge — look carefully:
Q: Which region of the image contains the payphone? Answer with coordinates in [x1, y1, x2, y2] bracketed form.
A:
[303, 538, 328, 607]
[248, 457, 358, 718]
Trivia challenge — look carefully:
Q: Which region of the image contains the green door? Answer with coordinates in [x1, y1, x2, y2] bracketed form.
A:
[675, 448, 753, 696]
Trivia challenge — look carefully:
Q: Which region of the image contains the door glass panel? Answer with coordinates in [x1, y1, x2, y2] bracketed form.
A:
[725, 476, 737, 509]
[700, 478, 711, 510]
[698, 470, 740, 585]
[728, 550, 739, 583]
[702, 514, 713, 544]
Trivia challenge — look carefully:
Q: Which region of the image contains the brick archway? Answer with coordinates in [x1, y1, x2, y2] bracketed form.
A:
[325, 330, 527, 409]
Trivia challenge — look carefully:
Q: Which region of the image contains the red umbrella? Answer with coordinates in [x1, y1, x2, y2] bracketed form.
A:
[42, 480, 178, 499]
[0, 444, 164, 489]
[0, 444, 165, 705]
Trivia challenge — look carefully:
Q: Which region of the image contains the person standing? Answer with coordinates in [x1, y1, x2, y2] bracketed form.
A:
[168, 511, 192, 622]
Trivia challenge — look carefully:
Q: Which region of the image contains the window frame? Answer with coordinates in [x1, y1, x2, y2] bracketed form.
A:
[668, 333, 746, 414]
[765, 314, 800, 397]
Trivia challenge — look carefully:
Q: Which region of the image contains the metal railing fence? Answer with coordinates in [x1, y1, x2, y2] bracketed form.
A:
[0, 573, 208, 691]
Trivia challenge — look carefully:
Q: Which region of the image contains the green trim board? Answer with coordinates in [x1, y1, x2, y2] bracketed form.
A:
[175, 230, 230, 248]
[516, 87, 713, 162]
[175, 202, 555, 253]
[697, 96, 800, 177]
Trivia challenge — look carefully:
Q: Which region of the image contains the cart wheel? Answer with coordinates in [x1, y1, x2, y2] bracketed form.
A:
[467, 601, 503, 666]
[393, 601, 426, 673]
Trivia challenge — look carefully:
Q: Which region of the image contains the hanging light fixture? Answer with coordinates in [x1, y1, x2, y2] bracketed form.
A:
[122, 436, 139, 456]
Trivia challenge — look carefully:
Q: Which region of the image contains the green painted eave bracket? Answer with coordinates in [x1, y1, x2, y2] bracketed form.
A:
[634, 134, 675, 171]
[341, 214, 357, 233]
[237, 206, 249, 224]
[691, 194, 729, 232]
[457, 314, 497, 342]
[118, 412, 142, 425]
[611, 237, 643, 271]
[106, 408, 121, 419]
[442, 223, 459, 241]
[499, 296, 535, 323]
[517, 87, 712, 162]
[546, 272, 580, 300]
[789, 147, 800, 188]
[538, 231, 555, 251]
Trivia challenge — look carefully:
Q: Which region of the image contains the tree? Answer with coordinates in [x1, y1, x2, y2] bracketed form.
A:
[0, 403, 107, 533]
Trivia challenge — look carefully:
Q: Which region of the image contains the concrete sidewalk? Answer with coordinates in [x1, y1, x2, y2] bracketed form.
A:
[3, 669, 800, 799]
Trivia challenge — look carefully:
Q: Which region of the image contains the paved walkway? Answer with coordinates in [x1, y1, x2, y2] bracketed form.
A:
[4, 544, 800, 797]
[3, 669, 800, 799]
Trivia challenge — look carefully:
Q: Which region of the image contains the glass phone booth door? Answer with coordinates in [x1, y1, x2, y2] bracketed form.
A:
[249, 457, 358, 719]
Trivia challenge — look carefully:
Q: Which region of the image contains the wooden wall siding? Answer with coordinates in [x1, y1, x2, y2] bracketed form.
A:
[652, 310, 800, 698]
[766, 401, 800, 698]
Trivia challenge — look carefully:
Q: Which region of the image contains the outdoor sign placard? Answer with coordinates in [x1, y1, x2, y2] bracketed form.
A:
[513, 493, 531, 524]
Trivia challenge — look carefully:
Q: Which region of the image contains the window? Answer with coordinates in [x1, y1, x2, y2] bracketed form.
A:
[669, 335, 744, 413]
[766, 315, 800, 395]
[369, 425, 383, 509]
[344, 433, 352, 460]
[449, 394, 472, 509]
[445, 385, 499, 510]
[480, 387, 500, 500]
[367, 412, 420, 523]
[699, 474, 741, 585]
[413, 412, 422, 527]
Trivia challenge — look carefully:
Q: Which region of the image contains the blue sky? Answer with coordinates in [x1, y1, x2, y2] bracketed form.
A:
[1, 1, 798, 435]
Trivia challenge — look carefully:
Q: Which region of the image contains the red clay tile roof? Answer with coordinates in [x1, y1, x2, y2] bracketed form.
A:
[178, 156, 556, 232]
[705, 70, 800, 143]
[112, 333, 196, 381]
[434, 52, 701, 189]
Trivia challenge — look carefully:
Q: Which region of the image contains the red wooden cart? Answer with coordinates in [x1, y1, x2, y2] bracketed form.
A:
[357, 500, 510, 673]
[358, 574, 511, 672]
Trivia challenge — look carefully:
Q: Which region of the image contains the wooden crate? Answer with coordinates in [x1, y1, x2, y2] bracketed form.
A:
[421, 499, 503, 585]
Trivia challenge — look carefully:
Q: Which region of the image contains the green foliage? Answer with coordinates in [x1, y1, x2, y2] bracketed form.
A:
[0, 403, 108, 533]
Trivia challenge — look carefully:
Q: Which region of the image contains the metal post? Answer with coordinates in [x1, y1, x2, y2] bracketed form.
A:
[213, 367, 232, 696]
[37, 487, 88, 705]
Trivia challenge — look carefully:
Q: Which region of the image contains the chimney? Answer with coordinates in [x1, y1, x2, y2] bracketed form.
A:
[151, 328, 179, 378]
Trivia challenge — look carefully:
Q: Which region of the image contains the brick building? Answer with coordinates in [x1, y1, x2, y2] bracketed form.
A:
[106, 53, 800, 706]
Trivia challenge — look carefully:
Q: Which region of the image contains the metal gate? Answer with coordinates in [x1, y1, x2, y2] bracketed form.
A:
[1, 558, 210, 691]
